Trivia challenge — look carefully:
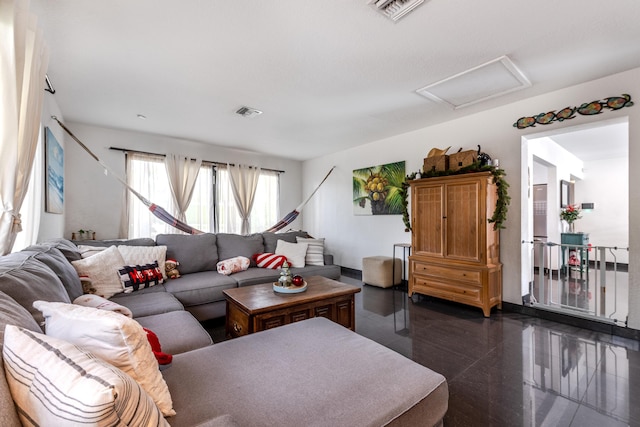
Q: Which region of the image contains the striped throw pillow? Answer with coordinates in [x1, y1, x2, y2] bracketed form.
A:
[2, 325, 169, 427]
[253, 253, 288, 269]
[117, 261, 165, 293]
[296, 237, 325, 266]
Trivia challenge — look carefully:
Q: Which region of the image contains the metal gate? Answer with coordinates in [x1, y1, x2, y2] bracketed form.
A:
[524, 240, 629, 326]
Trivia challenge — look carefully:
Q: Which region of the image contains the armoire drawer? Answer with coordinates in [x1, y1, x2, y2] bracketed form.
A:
[412, 276, 482, 305]
[412, 261, 481, 285]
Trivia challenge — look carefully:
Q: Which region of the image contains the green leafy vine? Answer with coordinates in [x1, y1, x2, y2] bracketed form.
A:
[401, 163, 511, 232]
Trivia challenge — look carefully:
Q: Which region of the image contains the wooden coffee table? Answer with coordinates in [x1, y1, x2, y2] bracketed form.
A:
[223, 276, 361, 338]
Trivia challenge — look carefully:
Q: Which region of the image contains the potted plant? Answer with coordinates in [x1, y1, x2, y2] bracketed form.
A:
[560, 204, 581, 232]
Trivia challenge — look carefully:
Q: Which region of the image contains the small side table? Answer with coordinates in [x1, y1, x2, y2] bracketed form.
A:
[392, 243, 411, 335]
[392, 243, 411, 289]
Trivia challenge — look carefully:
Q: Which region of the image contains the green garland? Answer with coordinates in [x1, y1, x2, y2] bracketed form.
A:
[400, 163, 511, 232]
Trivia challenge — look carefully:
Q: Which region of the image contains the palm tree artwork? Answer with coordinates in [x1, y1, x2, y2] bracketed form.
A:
[353, 161, 405, 215]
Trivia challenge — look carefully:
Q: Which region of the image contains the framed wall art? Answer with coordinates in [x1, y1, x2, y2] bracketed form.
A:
[560, 180, 570, 208]
[353, 161, 405, 215]
[45, 127, 64, 214]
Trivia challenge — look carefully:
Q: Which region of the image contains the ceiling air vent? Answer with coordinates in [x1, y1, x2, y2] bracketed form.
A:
[235, 106, 263, 118]
[369, 0, 426, 21]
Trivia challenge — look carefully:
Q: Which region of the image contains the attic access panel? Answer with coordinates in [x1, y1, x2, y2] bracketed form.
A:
[416, 56, 531, 109]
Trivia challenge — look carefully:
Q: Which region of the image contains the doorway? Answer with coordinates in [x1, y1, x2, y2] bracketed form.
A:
[521, 117, 629, 325]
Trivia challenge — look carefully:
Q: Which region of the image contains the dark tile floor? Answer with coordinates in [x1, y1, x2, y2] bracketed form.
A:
[205, 276, 640, 427]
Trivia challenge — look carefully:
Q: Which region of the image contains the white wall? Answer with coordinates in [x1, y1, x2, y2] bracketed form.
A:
[63, 123, 303, 240]
[301, 66, 640, 330]
[37, 94, 66, 242]
[575, 156, 629, 262]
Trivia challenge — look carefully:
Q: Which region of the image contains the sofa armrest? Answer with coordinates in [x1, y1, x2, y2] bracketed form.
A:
[324, 254, 334, 265]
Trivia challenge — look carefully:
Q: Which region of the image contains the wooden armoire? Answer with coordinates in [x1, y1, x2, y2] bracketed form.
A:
[408, 171, 502, 317]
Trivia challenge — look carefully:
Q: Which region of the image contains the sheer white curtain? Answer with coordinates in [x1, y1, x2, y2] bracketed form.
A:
[165, 153, 201, 222]
[216, 167, 279, 234]
[126, 153, 175, 238]
[0, 0, 49, 255]
[11, 127, 43, 251]
[228, 164, 261, 235]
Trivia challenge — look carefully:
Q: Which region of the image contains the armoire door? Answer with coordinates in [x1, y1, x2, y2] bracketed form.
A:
[412, 183, 444, 257]
[445, 180, 481, 262]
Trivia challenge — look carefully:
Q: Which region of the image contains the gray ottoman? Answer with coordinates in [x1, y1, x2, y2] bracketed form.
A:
[362, 256, 402, 288]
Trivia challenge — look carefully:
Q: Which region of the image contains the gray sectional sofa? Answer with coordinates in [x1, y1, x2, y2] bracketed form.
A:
[0, 233, 448, 426]
[84, 231, 341, 320]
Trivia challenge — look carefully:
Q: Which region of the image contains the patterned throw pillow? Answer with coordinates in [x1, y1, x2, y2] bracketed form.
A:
[296, 237, 325, 266]
[2, 325, 170, 427]
[253, 253, 288, 269]
[216, 256, 251, 275]
[118, 261, 164, 293]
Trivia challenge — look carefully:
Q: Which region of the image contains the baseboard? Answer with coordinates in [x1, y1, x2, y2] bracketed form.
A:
[502, 302, 640, 341]
[341, 267, 362, 280]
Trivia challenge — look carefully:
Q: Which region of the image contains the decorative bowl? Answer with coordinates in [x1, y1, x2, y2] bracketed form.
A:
[273, 281, 308, 294]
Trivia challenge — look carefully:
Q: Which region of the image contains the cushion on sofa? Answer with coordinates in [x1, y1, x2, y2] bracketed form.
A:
[162, 271, 237, 307]
[2, 326, 169, 427]
[262, 231, 310, 253]
[157, 233, 218, 274]
[0, 253, 71, 326]
[24, 245, 85, 300]
[38, 238, 83, 262]
[73, 294, 133, 317]
[275, 240, 308, 268]
[33, 301, 176, 416]
[216, 256, 250, 275]
[71, 245, 127, 299]
[118, 244, 168, 279]
[118, 261, 165, 292]
[0, 291, 42, 427]
[109, 291, 184, 317]
[296, 237, 325, 266]
[253, 252, 288, 269]
[135, 310, 213, 354]
[216, 233, 264, 266]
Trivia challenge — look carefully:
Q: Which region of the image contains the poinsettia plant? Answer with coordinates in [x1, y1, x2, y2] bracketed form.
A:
[560, 204, 581, 224]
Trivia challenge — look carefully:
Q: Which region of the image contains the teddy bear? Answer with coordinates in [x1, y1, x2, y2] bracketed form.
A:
[165, 259, 181, 279]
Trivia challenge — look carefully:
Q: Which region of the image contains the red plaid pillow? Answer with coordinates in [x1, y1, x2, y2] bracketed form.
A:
[253, 253, 288, 269]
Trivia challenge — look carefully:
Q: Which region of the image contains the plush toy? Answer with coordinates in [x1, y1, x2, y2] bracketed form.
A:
[165, 259, 180, 279]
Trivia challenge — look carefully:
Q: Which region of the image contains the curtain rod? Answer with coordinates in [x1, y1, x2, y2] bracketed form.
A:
[108, 147, 285, 174]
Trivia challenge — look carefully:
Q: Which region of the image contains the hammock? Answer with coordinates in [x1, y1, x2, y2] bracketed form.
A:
[52, 117, 334, 234]
[265, 165, 335, 232]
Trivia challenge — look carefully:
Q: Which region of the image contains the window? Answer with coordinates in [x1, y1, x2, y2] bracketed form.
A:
[126, 153, 278, 238]
[126, 153, 214, 238]
[216, 167, 279, 234]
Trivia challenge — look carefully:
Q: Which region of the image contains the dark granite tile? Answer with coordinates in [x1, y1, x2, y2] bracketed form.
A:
[203, 274, 639, 427]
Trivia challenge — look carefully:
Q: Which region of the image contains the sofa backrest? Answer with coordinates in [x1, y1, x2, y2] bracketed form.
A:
[0, 290, 43, 426]
[0, 251, 71, 327]
[23, 245, 84, 300]
[156, 233, 218, 274]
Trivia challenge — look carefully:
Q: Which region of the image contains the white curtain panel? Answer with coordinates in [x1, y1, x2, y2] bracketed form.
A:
[126, 153, 175, 238]
[228, 163, 261, 235]
[0, 0, 49, 255]
[165, 153, 201, 222]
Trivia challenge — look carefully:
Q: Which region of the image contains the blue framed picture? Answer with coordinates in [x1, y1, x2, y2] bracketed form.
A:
[45, 127, 64, 214]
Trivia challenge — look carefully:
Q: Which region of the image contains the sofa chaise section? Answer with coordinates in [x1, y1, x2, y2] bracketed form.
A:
[163, 317, 448, 427]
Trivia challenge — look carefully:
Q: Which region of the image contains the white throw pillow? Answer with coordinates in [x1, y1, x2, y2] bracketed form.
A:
[2, 325, 169, 427]
[33, 301, 176, 417]
[296, 237, 325, 266]
[275, 240, 309, 268]
[118, 245, 168, 279]
[71, 245, 126, 298]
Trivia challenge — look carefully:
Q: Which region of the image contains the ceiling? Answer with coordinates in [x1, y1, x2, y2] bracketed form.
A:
[31, 0, 640, 161]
